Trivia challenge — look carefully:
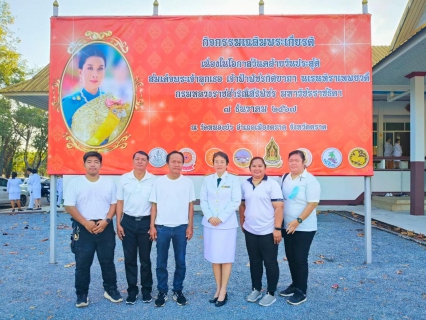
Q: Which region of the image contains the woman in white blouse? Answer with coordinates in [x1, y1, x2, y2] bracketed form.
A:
[200, 151, 241, 307]
[279, 150, 321, 306]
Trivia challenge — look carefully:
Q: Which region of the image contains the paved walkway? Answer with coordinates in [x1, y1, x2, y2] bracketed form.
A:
[1, 211, 425, 319]
[318, 205, 426, 235]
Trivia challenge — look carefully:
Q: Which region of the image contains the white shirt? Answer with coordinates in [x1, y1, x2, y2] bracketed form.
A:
[31, 174, 41, 191]
[149, 175, 195, 227]
[117, 170, 155, 217]
[241, 176, 283, 235]
[7, 178, 21, 194]
[384, 142, 393, 157]
[64, 176, 117, 220]
[200, 172, 241, 230]
[281, 169, 321, 232]
[27, 173, 33, 191]
[393, 143, 403, 157]
[57, 177, 63, 193]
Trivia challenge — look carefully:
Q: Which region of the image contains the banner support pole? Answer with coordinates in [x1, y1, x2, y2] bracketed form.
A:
[153, 0, 159, 16]
[364, 176, 372, 264]
[50, 175, 58, 264]
[53, 1, 59, 17]
[362, 0, 368, 14]
[259, 0, 264, 15]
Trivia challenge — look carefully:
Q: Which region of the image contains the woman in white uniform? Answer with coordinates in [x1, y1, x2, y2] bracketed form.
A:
[279, 150, 321, 306]
[7, 172, 23, 213]
[200, 151, 241, 307]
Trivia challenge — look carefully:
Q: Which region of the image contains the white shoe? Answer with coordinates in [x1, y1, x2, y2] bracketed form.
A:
[246, 289, 262, 302]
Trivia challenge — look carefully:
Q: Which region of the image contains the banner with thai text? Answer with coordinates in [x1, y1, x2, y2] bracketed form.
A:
[48, 15, 372, 175]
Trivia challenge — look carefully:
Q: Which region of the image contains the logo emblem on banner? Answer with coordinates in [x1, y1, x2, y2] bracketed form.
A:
[149, 147, 167, 168]
[233, 148, 253, 168]
[348, 147, 369, 168]
[264, 137, 282, 168]
[322, 148, 342, 168]
[205, 148, 222, 167]
[297, 148, 313, 167]
[180, 148, 196, 172]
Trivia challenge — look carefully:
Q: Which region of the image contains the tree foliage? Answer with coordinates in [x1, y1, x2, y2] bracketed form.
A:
[0, 0, 26, 88]
[0, 1, 47, 177]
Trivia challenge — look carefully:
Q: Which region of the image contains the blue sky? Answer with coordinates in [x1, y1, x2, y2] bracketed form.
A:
[9, 0, 407, 69]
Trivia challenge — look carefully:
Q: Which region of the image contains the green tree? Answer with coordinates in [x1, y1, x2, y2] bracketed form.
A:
[0, 0, 26, 88]
[12, 103, 48, 170]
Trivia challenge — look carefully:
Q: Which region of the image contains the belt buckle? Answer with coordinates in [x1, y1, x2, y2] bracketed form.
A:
[135, 217, 142, 221]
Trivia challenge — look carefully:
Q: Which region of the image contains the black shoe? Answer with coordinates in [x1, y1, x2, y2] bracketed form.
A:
[279, 284, 297, 297]
[57, 205, 60, 208]
[35, 207, 42, 210]
[126, 293, 138, 305]
[17, 209, 23, 211]
[142, 291, 152, 303]
[215, 293, 228, 307]
[155, 292, 168, 307]
[12, 209, 15, 212]
[209, 296, 218, 303]
[287, 289, 307, 306]
[27, 208, 33, 210]
[76, 294, 89, 308]
[172, 290, 188, 306]
[104, 289, 123, 303]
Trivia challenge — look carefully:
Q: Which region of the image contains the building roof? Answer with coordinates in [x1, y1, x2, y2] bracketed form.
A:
[372, 0, 426, 67]
[389, 0, 426, 51]
[0, 65, 49, 109]
[372, 46, 390, 66]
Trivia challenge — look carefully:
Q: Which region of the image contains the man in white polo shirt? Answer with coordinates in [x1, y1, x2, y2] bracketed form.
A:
[116, 151, 156, 305]
[149, 150, 195, 307]
[64, 151, 122, 308]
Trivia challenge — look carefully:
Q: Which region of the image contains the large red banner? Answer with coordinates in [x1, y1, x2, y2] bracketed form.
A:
[48, 15, 372, 175]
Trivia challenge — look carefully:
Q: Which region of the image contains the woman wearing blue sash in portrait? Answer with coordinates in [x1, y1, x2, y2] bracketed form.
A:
[62, 44, 130, 146]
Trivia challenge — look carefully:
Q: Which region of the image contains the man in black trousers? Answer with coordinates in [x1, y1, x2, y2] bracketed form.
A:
[116, 151, 156, 304]
[64, 151, 122, 307]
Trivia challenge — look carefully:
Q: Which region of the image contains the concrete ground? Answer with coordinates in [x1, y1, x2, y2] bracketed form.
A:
[318, 205, 426, 235]
[0, 211, 425, 320]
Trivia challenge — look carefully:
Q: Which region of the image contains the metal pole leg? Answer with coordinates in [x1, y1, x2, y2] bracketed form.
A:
[364, 176, 372, 264]
[50, 175, 58, 264]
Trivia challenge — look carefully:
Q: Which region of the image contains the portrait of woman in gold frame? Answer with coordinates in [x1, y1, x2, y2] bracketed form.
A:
[60, 41, 135, 149]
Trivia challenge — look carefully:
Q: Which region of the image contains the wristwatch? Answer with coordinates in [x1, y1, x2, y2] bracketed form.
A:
[274, 227, 282, 231]
[297, 217, 303, 224]
[105, 218, 111, 224]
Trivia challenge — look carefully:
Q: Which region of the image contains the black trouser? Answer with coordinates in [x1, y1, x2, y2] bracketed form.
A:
[121, 214, 153, 295]
[282, 230, 316, 294]
[244, 230, 279, 294]
[72, 220, 118, 296]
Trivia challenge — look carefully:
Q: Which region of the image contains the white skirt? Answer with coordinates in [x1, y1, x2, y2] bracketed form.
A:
[9, 192, 20, 201]
[203, 227, 237, 263]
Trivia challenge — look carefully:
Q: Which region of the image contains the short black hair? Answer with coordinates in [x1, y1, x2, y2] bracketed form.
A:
[249, 156, 266, 168]
[33, 169, 38, 174]
[78, 44, 107, 69]
[133, 151, 149, 161]
[395, 138, 400, 143]
[213, 151, 229, 165]
[288, 150, 306, 162]
[26, 168, 33, 173]
[83, 151, 103, 163]
[11, 172, 17, 179]
[166, 150, 184, 163]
